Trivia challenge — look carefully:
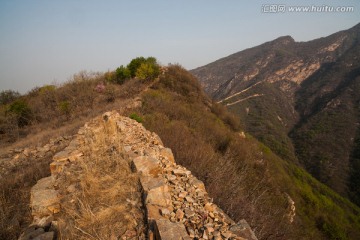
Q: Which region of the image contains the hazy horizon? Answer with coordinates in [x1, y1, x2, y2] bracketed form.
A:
[1, 0, 360, 94]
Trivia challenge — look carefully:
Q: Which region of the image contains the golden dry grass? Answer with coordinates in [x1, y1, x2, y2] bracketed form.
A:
[0, 75, 148, 239]
[56, 123, 145, 240]
[0, 155, 53, 240]
[0, 74, 147, 149]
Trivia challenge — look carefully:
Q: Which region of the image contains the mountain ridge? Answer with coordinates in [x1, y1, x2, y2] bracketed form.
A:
[191, 22, 360, 204]
[2, 60, 360, 240]
[20, 111, 258, 240]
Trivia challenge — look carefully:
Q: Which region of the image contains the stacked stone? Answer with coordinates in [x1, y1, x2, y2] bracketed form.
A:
[164, 165, 238, 239]
[134, 150, 258, 240]
[19, 176, 59, 240]
[0, 136, 71, 178]
[113, 110, 258, 240]
[21, 111, 257, 240]
[15, 137, 73, 240]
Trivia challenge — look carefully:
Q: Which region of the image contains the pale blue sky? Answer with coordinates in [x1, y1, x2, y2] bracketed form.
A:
[0, 0, 359, 93]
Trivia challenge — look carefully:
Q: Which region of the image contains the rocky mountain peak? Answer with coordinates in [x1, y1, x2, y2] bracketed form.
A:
[271, 35, 295, 45]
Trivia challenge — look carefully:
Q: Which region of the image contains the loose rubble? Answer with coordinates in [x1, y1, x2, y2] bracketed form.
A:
[1, 137, 72, 240]
[19, 111, 257, 240]
[0, 136, 71, 179]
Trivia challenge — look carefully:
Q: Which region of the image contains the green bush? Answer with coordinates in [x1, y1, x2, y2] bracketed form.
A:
[128, 56, 160, 79]
[127, 57, 147, 77]
[129, 113, 143, 123]
[115, 65, 131, 84]
[136, 62, 160, 80]
[113, 57, 161, 84]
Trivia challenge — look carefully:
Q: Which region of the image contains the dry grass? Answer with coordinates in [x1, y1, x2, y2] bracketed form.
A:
[0, 72, 147, 148]
[0, 73, 149, 240]
[142, 109, 289, 239]
[137, 66, 295, 239]
[57, 125, 145, 240]
[0, 155, 53, 240]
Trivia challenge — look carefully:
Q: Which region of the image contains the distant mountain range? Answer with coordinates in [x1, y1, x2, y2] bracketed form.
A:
[191, 23, 360, 206]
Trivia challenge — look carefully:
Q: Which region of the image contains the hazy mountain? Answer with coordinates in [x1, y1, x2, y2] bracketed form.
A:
[191, 23, 360, 205]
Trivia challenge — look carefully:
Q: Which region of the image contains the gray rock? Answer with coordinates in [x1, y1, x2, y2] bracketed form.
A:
[18, 227, 44, 240]
[230, 219, 258, 240]
[31, 177, 60, 218]
[33, 231, 54, 240]
[33, 216, 54, 228]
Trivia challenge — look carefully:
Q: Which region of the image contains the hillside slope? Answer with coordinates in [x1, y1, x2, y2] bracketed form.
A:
[191, 23, 360, 204]
[21, 111, 257, 240]
[1, 64, 360, 240]
[136, 65, 360, 240]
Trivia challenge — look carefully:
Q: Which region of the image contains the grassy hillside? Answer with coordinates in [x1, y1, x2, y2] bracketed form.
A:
[0, 71, 147, 239]
[191, 23, 360, 207]
[135, 65, 360, 239]
[1, 63, 360, 239]
[292, 44, 360, 200]
[222, 81, 298, 162]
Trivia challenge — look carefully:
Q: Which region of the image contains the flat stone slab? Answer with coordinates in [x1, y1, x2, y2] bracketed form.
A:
[31, 176, 54, 191]
[18, 227, 45, 240]
[159, 148, 175, 163]
[32, 231, 54, 240]
[140, 176, 171, 207]
[230, 219, 258, 240]
[65, 139, 79, 151]
[133, 156, 161, 176]
[154, 219, 191, 240]
[31, 176, 60, 218]
[53, 150, 72, 162]
[140, 175, 167, 191]
[188, 178, 206, 192]
[146, 204, 167, 221]
[172, 169, 191, 177]
[53, 149, 83, 162]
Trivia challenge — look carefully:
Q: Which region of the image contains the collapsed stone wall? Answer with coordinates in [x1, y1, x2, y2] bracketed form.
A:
[0, 136, 71, 179]
[20, 111, 257, 240]
[0, 136, 71, 240]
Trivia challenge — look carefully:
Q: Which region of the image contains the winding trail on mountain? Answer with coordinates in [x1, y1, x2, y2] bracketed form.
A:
[225, 94, 265, 106]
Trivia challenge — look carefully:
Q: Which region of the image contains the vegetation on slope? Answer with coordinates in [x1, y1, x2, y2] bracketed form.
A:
[222, 81, 298, 162]
[0, 153, 54, 239]
[1, 60, 360, 239]
[292, 45, 360, 201]
[0, 58, 156, 239]
[191, 23, 360, 207]
[134, 65, 360, 240]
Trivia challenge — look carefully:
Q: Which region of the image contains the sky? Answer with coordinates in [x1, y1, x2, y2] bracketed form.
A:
[0, 0, 359, 94]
